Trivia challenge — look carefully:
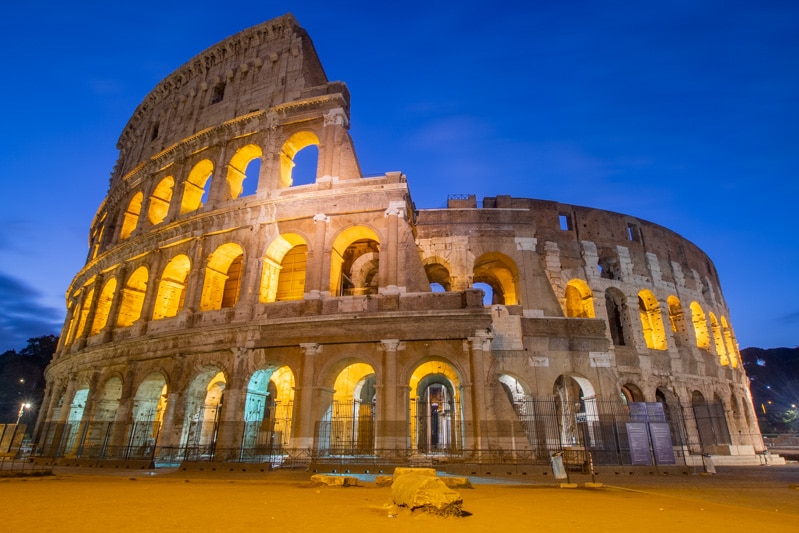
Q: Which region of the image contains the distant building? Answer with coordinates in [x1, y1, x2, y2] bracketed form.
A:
[36, 14, 766, 468]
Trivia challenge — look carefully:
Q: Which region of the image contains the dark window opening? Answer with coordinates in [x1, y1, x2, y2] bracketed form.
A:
[211, 83, 226, 104]
[626, 222, 640, 242]
[150, 123, 159, 141]
[558, 213, 571, 231]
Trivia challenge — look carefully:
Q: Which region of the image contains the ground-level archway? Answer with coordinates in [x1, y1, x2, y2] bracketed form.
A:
[408, 360, 463, 454]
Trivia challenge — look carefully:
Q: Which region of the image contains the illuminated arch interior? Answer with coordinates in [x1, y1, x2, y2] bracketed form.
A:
[473, 252, 518, 306]
[409, 360, 462, 453]
[90, 277, 117, 335]
[148, 176, 174, 225]
[182, 369, 227, 450]
[721, 316, 739, 368]
[638, 289, 667, 350]
[117, 266, 148, 327]
[180, 159, 214, 214]
[120, 192, 143, 240]
[279, 131, 320, 188]
[565, 279, 595, 318]
[226, 144, 263, 199]
[153, 254, 191, 319]
[667, 295, 687, 334]
[330, 226, 380, 297]
[690, 301, 711, 350]
[709, 312, 729, 365]
[200, 243, 244, 311]
[243, 365, 295, 450]
[260, 233, 308, 303]
[69, 285, 95, 344]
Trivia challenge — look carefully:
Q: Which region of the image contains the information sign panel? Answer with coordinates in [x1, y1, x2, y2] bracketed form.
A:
[626, 422, 652, 465]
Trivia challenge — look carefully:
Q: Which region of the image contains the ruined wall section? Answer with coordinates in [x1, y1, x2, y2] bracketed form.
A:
[114, 14, 326, 179]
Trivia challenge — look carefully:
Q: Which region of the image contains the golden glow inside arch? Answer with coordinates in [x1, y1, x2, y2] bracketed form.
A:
[180, 159, 214, 214]
[200, 243, 245, 311]
[279, 131, 320, 188]
[260, 233, 308, 303]
[565, 279, 595, 318]
[667, 295, 686, 334]
[721, 316, 739, 368]
[148, 176, 174, 225]
[120, 192, 143, 240]
[638, 289, 667, 350]
[152, 254, 191, 320]
[408, 360, 463, 453]
[709, 312, 729, 365]
[690, 301, 711, 349]
[473, 252, 519, 306]
[117, 266, 149, 327]
[226, 144, 263, 199]
[90, 277, 117, 335]
[332, 363, 376, 403]
[330, 226, 381, 297]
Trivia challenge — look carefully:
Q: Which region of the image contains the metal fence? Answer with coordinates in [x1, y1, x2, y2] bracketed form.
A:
[31, 398, 738, 468]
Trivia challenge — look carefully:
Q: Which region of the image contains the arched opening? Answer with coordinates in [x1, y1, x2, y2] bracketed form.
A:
[554, 375, 598, 448]
[667, 295, 687, 335]
[180, 159, 214, 214]
[605, 288, 628, 346]
[690, 302, 711, 350]
[82, 377, 122, 457]
[620, 383, 645, 404]
[119, 192, 143, 240]
[69, 286, 95, 344]
[656, 387, 685, 445]
[721, 316, 739, 368]
[260, 234, 308, 302]
[279, 131, 320, 188]
[90, 277, 117, 335]
[242, 366, 295, 458]
[497, 374, 551, 456]
[423, 259, 452, 292]
[129, 373, 168, 458]
[62, 386, 90, 457]
[148, 177, 174, 225]
[409, 360, 463, 454]
[200, 243, 244, 311]
[319, 363, 376, 455]
[473, 282, 494, 306]
[330, 227, 380, 297]
[709, 312, 728, 365]
[152, 255, 190, 320]
[691, 390, 731, 452]
[116, 266, 148, 327]
[565, 279, 595, 318]
[473, 252, 519, 306]
[226, 144, 263, 199]
[638, 290, 667, 350]
[181, 369, 226, 459]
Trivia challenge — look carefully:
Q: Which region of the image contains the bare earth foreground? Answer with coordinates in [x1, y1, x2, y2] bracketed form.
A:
[1, 466, 797, 532]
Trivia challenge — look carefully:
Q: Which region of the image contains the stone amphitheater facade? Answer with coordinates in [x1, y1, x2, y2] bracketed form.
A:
[36, 14, 764, 468]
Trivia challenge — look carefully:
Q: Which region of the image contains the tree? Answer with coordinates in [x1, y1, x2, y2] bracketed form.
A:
[0, 335, 58, 425]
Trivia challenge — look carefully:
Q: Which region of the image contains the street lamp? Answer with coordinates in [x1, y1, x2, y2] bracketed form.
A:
[16, 402, 31, 425]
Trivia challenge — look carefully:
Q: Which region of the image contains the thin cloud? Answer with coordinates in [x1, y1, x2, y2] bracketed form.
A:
[0, 272, 62, 351]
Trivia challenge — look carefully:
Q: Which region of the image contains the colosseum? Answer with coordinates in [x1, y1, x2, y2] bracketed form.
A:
[35, 14, 767, 472]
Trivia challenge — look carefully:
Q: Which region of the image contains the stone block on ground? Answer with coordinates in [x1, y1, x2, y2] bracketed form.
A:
[393, 466, 437, 479]
[392, 473, 463, 517]
[309, 474, 358, 487]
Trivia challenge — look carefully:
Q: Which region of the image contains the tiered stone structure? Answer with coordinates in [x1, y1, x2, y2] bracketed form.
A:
[35, 14, 763, 467]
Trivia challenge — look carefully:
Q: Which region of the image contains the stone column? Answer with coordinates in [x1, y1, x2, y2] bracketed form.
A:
[320, 108, 348, 179]
[107, 372, 137, 458]
[305, 214, 329, 297]
[180, 238, 205, 314]
[381, 202, 406, 295]
[214, 347, 248, 460]
[467, 332, 493, 451]
[378, 339, 405, 450]
[294, 343, 321, 449]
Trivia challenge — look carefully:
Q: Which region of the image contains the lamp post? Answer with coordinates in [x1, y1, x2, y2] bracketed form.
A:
[16, 402, 30, 425]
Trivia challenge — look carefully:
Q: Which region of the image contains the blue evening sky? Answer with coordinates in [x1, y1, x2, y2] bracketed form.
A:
[0, 1, 796, 350]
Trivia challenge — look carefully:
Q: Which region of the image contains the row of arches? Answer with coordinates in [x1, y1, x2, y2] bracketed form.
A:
[94, 136, 321, 259]
[564, 279, 740, 368]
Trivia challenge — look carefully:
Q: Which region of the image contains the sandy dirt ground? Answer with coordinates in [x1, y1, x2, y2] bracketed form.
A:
[1, 466, 797, 532]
